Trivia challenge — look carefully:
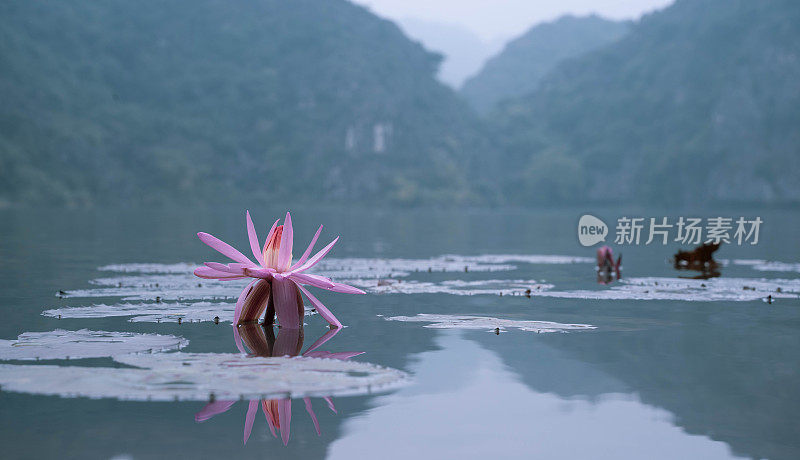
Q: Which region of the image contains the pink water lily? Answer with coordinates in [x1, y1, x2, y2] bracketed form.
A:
[596, 245, 622, 285]
[194, 211, 364, 328]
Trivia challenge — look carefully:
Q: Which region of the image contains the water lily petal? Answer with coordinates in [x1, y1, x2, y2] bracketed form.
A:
[197, 232, 255, 266]
[195, 400, 236, 422]
[304, 397, 321, 436]
[232, 324, 246, 353]
[278, 399, 292, 445]
[302, 327, 340, 355]
[272, 326, 304, 357]
[233, 280, 256, 324]
[290, 276, 364, 294]
[204, 262, 246, 276]
[290, 237, 339, 273]
[238, 280, 271, 324]
[241, 267, 275, 279]
[271, 277, 304, 329]
[193, 267, 245, 280]
[290, 224, 323, 270]
[262, 219, 280, 255]
[229, 262, 254, 269]
[296, 284, 342, 328]
[237, 323, 274, 356]
[324, 396, 337, 413]
[305, 350, 365, 360]
[278, 212, 293, 269]
[262, 400, 277, 437]
[287, 273, 335, 289]
[243, 400, 259, 445]
[324, 281, 366, 295]
[246, 211, 264, 266]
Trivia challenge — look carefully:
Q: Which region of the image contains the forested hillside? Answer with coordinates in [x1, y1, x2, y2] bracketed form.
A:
[0, 0, 493, 206]
[2, 0, 798, 207]
[461, 15, 629, 115]
[491, 0, 800, 205]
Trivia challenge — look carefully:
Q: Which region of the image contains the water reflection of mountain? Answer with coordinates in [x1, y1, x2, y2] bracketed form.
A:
[474, 300, 800, 460]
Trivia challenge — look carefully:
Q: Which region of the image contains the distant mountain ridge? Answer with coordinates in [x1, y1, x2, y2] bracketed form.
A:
[2, 0, 798, 207]
[0, 0, 493, 206]
[461, 15, 630, 115]
[490, 0, 800, 205]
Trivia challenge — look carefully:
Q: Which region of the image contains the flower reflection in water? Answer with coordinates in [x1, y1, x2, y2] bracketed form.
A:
[195, 324, 363, 445]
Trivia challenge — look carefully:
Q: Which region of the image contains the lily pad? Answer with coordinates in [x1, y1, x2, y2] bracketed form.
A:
[43, 301, 316, 323]
[60, 274, 246, 301]
[0, 329, 188, 360]
[0, 353, 409, 401]
[529, 277, 800, 301]
[344, 279, 553, 296]
[732, 259, 800, 273]
[385, 314, 596, 333]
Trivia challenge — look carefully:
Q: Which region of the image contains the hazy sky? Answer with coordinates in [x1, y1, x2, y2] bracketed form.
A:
[351, 0, 674, 41]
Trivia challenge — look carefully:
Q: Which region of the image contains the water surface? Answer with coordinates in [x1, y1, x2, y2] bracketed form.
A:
[0, 206, 798, 459]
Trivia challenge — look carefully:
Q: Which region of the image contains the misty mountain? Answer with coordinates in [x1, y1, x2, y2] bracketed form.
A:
[491, 0, 800, 205]
[461, 15, 630, 115]
[397, 18, 505, 89]
[0, 0, 493, 206]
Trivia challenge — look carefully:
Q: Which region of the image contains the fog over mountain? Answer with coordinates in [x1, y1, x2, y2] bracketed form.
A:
[461, 15, 630, 115]
[397, 18, 505, 89]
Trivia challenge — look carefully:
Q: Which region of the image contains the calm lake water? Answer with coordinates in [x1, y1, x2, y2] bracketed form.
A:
[1, 205, 798, 459]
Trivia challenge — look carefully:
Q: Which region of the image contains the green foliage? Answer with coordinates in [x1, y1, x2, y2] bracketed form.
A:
[0, 0, 492, 206]
[3, 0, 798, 207]
[491, 0, 800, 205]
[523, 148, 586, 204]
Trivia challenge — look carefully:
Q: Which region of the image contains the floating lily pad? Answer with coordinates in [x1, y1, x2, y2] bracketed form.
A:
[294, 254, 590, 280]
[440, 254, 594, 264]
[43, 301, 315, 323]
[296, 256, 516, 279]
[529, 277, 800, 301]
[0, 353, 409, 401]
[99, 263, 198, 274]
[344, 279, 553, 296]
[56, 254, 589, 303]
[60, 274, 246, 301]
[89, 254, 591, 287]
[385, 314, 596, 333]
[0, 329, 188, 360]
[732, 259, 800, 273]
